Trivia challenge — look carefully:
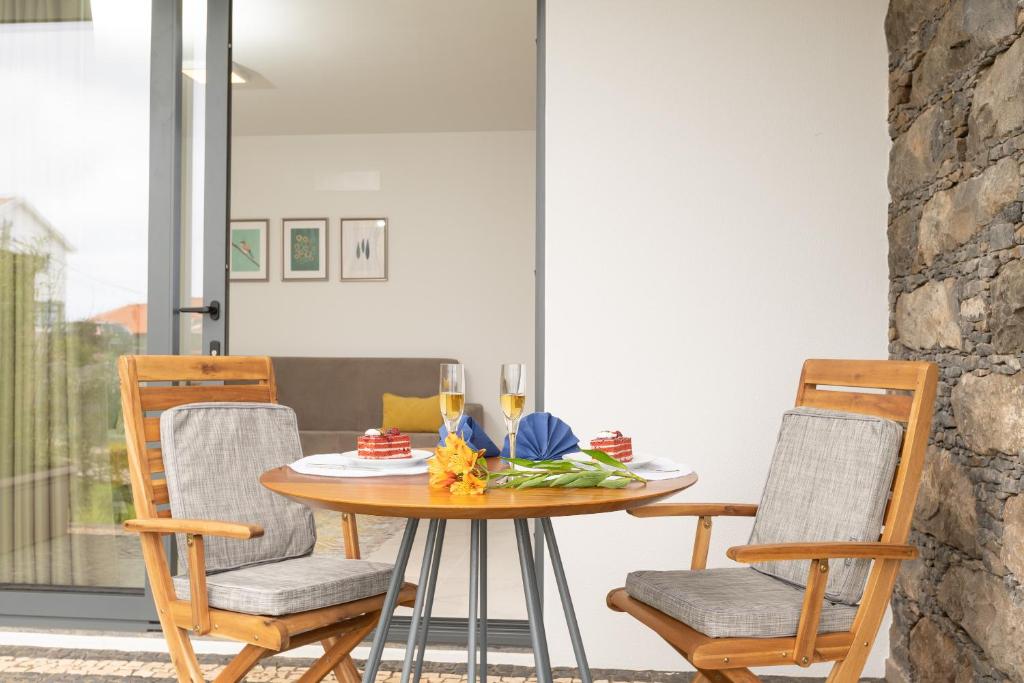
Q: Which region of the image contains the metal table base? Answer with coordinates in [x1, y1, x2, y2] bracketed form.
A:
[360, 518, 593, 683]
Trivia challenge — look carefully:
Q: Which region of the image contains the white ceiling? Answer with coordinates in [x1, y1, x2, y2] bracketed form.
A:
[231, 0, 537, 136]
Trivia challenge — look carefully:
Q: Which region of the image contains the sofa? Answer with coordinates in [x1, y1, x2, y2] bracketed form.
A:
[272, 357, 484, 455]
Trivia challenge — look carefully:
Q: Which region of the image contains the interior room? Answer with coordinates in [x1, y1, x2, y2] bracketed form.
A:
[1, 1, 1023, 683]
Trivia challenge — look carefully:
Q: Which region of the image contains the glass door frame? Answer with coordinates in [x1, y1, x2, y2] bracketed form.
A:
[0, 0, 231, 630]
[1, 0, 544, 642]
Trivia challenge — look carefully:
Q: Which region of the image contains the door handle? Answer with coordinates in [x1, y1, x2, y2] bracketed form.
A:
[175, 300, 220, 321]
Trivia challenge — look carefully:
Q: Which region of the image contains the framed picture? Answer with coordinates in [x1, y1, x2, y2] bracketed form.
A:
[229, 219, 269, 281]
[341, 218, 388, 281]
[282, 218, 328, 280]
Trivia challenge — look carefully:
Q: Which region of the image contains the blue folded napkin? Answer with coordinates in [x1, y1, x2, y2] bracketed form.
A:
[438, 415, 500, 457]
[500, 412, 580, 461]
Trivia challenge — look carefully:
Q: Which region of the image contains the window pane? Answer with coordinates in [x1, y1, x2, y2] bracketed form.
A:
[0, 0, 150, 589]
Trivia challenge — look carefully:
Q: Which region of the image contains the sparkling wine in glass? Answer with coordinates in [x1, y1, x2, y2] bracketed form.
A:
[500, 363, 526, 461]
[439, 363, 465, 439]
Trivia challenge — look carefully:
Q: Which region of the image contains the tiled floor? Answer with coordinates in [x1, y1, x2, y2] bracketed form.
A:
[0, 645, 879, 682]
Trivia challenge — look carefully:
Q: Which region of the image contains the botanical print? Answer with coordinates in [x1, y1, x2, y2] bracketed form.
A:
[289, 228, 319, 271]
[341, 218, 387, 281]
[282, 219, 328, 280]
[229, 220, 268, 281]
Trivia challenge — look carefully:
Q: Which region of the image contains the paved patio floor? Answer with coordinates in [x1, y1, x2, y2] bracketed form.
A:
[0, 645, 881, 682]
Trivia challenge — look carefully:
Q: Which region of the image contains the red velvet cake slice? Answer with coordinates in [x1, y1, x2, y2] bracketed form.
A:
[357, 428, 412, 460]
[589, 430, 633, 463]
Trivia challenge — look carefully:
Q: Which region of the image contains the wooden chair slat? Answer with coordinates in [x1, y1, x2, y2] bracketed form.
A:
[147, 448, 164, 473]
[143, 417, 162, 442]
[134, 355, 273, 382]
[151, 479, 170, 505]
[798, 387, 913, 422]
[138, 383, 274, 411]
[801, 359, 923, 391]
[156, 507, 172, 518]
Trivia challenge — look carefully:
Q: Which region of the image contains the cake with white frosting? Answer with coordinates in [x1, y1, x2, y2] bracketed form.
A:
[357, 427, 412, 459]
[589, 430, 633, 463]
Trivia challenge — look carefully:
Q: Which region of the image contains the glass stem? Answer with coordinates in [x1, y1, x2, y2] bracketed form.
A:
[509, 430, 517, 461]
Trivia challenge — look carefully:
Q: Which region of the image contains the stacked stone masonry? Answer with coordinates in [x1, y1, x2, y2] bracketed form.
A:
[886, 1, 1024, 681]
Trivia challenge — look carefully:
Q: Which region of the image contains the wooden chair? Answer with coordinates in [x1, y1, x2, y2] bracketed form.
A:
[118, 354, 415, 683]
[607, 359, 938, 683]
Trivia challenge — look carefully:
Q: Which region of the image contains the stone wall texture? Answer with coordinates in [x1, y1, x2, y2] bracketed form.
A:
[886, 1, 1024, 681]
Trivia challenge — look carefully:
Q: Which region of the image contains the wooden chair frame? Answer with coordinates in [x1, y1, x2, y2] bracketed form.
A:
[118, 355, 414, 683]
[607, 359, 938, 683]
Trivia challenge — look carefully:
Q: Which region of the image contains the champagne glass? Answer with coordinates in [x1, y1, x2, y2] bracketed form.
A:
[500, 363, 526, 461]
[439, 363, 465, 439]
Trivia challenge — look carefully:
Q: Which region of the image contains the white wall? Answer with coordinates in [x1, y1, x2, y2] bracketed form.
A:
[543, 0, 890, 678]
[230, 131, 535, 429]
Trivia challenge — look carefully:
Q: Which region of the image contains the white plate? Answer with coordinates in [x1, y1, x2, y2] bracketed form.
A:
[625, 453, 655, 468]
[340, 449, 433, 469]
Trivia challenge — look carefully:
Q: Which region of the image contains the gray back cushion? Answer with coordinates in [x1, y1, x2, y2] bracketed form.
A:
[749, 407, 904, 605]
[160, 402, 316, 573]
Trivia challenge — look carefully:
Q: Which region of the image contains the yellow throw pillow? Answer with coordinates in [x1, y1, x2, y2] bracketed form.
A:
[381, 393, 444, 433]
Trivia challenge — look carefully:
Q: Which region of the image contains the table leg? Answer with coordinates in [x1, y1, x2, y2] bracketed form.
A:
[413, 520, 446, 683]
[540, 518, 592, 683]
[361, 518, 420, 683]
[514, 518, 552, 683]
[467, 521, 481, 683]
[400, 519, 439, 683]
[479, 520, 488, 683]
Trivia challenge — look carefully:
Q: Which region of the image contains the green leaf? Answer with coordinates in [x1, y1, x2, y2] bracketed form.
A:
[517, 474, 554, 489]
[550, 472, 584, 487]
[506, 457, 544, 469]
[597, 477, 630, 488]
[581, 449, 628, 470]
[563, 471, 608, 488]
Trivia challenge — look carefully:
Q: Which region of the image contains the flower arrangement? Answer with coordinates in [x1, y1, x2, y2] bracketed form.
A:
[429, 433, 489, 495]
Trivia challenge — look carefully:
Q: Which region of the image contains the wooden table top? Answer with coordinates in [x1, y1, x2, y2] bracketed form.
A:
[260, 463, 698, 520]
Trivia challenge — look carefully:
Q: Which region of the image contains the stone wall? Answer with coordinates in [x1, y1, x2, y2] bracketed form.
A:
[886, 1, 1024, 681]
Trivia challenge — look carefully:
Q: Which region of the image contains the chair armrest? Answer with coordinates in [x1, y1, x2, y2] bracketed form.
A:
[123, 518, 261, 636]
[628, 503, 758, 518]
[464, 402, 484, 427]
[726, 541, 918, 563]
[123, 518, 264, 539]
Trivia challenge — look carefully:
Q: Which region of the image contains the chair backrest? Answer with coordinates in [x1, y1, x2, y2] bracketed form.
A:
[118, 355, 279, 521]
[792, 359, 937, 546]
[753, 360, 937, 606]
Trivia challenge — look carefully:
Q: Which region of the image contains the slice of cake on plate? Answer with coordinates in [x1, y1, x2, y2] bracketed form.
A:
[589, 430, 633, 463]
[357, 427, 412, 460]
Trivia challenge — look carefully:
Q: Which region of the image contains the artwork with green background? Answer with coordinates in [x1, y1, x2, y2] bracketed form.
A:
[231, 227, 262, 272]
[290, 228, 320, 271]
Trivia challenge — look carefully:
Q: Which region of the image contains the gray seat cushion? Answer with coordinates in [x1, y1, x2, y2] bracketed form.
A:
[173, 554, 393, 616]
[749, 407, 904, 605]
[160, 402, 316, 573]
[625, 567, 857, 638]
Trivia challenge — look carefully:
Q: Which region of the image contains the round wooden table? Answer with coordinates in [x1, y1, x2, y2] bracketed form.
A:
[261, 464, 698, 683]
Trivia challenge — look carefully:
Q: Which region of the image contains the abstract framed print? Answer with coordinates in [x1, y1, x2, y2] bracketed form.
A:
[341, 217, 388, 281]
[282, 218, 328, 281]
[229, 219, 269, 281]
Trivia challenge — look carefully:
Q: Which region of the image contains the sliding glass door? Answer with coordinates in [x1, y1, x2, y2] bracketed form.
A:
[0, 0, 230, 627]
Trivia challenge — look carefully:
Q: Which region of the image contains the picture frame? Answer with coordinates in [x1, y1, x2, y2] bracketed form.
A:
[282, 218, 328, 281]
[229, 219, 269, 281]
[341, 217, 388, 281]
